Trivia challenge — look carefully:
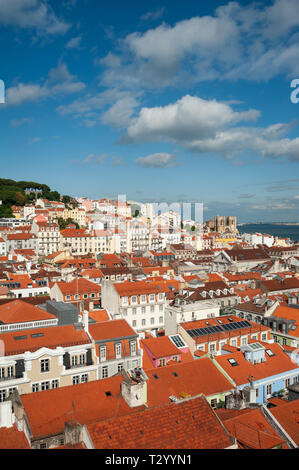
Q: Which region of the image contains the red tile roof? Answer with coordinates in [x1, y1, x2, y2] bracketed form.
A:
[270, 399, 299, 446]
[87, 309, 110, 323]
[87, 394, 235, 449]
[0, 424, 30, 449]
[216, 408, 285, 449]
[55, 278, 101, 295]
[214, 342, 298, 386]
[21, 376, 145, 439]
[146, 357, 234, 407]
[0, 299, 56, 324]
[141, 336, 181, 359]
[89, 319, 137, 341]
[0, 324, 91, 356]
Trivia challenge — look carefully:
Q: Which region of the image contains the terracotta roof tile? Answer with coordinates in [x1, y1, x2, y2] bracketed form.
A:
[87, 394, 235, 449]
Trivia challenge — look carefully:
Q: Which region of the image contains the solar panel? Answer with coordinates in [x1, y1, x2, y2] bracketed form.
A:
[170, 335, 185, 348]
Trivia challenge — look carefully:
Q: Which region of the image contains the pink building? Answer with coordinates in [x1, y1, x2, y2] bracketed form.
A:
[141, 335, 189, 368]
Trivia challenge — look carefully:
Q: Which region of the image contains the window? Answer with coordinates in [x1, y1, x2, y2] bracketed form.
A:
[79, 354, 85, 365]
[231, 339, 237, 347]
[149, 294, 155, 302]
[122, 297, 128, 304]
[0, 368, 4, 379]
[209, 343, 216, 354]
[158, 293, 164, 300]
[102, 366, 108, 379]
[7, 366, 13, 378]
[142, 319, 146, 326]
[210, 399, 217, 409]
[150, 305, 155, 313]
[159, 359, 166, 367]
[266, 384, 272, 395]
[52, 380, 58, 389]
[0, 390, 6, 402]
[132, 307, 137, 315]
[40, 443, 47, 449]
[32, 383, 39, 393]
[41, 381, 50, 391]
[293, 375, 299, 384]
[141, 295, 146, 303]
[141, 307, 145, 314]
[159, 304, 163, 312]
[40, 359, 49, 373]
[123, 308, 127, 316]
[256, 388, 259, 398]
[130, 341, 136, 355]
[150, 317, 155, 325]
[81, 374, 88, 383]
[117, 363, 123, 373]
[100, 346, 106, 361]
[282, 338, 287, 345]
[71, 355, 78, 367]
[266, 349, 275, 357]
[241, 337, 247, 346]
[261, 333, 267, 341]
[285, 378, 291, 388]
[115, 343, 122, 358]
[132, 320, 137, 327]
[159, 316, 163, 324]
[131, 296, 137, 304]
[72, 375, 80, 385]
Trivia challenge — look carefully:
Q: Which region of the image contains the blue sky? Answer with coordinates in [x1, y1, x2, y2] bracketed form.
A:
[1, 0, 299, 222]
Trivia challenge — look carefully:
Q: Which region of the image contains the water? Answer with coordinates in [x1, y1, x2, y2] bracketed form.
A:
[237, 224, 299, 242]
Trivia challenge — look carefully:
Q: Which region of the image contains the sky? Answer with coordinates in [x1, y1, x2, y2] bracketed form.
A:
[1, 0, 299, 222]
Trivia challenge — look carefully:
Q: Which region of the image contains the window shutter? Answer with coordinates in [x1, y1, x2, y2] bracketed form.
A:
[63, 352, 71, 369]
[15, 359, 25, 379]
[86, 349, 92, 366]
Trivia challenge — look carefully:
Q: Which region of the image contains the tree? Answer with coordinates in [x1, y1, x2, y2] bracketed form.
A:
[14, 192, 25, 206]
[0, 204, 14, 218]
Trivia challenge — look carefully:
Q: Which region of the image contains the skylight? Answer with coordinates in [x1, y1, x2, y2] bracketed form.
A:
[265, 349, 275, 357]
[228, 358, 238, 366]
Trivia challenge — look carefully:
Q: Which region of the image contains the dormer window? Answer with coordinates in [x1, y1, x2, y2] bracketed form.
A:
[228, 358, 238, 367]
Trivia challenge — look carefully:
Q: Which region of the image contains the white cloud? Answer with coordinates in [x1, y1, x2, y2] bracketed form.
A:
[100, 0, 299, 89]
[10, 117, 33, 127]
[66, 36, 82, 49]
[0, 0, 70, 35]
[57, 88, 141, 128]
[5, 62, 85, 106]
[141, 8, 165, 22]
[135, 153, 178, 168]
[122, 94, 299, 162]
[82, 153, 124, 166]
[124, 95, 259, 144]
[28, 136, 41, 144]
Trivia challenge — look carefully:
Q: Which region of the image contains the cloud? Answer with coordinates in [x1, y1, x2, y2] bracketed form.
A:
[100, 0, 299, 90]
[121, 94, 299, 162]
[82, 153, 125, 166]
[65, 36, 82, 49]
[135, 153, 178, 168]
[10, 117, 33, 127]
[0, 0, 70, 35]
[57, 88, 141, 128]
[141, 8, 165, 22]
[123, 95, 259, 144]
[4, 62, 85, 106]
[28, 136, 41, 144]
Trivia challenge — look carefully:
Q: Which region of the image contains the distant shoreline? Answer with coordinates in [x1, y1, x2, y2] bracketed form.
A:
[238, 222, 299, 226]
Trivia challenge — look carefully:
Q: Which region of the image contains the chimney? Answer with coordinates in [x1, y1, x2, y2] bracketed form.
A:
[121, 368, 148, 408]
[83, 310, 89, 333]
[0, 401, 14, 429]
